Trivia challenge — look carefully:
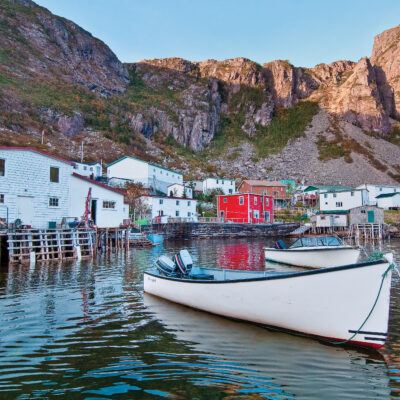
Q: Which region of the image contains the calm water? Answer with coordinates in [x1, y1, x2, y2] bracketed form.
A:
[0, 237, 399, 399]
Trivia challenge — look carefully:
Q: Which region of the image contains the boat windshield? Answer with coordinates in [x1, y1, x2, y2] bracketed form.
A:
[290, 236, 342, 248]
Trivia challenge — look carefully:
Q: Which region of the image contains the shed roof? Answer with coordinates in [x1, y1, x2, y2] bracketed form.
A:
[376, 192, 400, 198]
[107, 156, 183, 175]
[0, 146, 75, 166]
[240, 180, 286, 187]
[72, 173, 126, 195]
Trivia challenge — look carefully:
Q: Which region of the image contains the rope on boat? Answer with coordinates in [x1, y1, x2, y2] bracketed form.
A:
[328, 261, 396, 346]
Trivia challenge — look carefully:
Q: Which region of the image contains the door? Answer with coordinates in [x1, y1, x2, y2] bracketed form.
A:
[16, 196, 34, 226]
[91, 199, 97, 224]
[367, 211, 374, 223]
[220, 211, 224, 220]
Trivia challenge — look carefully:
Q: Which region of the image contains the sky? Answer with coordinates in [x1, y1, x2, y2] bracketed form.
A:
[35, 0, 400, 68]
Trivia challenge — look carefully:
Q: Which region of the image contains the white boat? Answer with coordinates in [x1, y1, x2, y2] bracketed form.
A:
[144, 251, 396, 349]
[264, 236, 361, 268]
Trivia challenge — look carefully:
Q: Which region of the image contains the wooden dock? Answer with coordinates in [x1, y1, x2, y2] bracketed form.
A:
[7, 228, 95, 264]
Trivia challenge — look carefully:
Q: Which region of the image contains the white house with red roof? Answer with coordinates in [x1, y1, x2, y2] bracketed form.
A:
[0, 147, 128, 228]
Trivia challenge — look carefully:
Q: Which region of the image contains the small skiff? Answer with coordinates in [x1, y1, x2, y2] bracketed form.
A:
[264, 236, 361, 268]
[144, 251, 396, 349]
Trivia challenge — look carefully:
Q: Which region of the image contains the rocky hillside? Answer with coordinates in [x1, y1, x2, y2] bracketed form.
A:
[0, 0, 400, 186]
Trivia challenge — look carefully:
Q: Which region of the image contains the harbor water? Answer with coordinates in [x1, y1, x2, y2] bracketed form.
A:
[0, 237, 399, 399]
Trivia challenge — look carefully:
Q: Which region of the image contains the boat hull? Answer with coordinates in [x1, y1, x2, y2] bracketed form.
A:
[144, 261, 392, 349]
[264, 246, 360, 268]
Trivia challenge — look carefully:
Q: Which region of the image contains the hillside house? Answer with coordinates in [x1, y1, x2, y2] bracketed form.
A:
[376, 192, 400, 209]
[70, 174, 129, 228]
[357, 184, 400, 205]
[167, 183, 193, 199]
[238, 180, 290, 208]
[203, 178, 235, 195]
[319, 189, 369, 212]
[297, 185, 352, 207]
[107, 156, 183, 195]
[141, 195, 198, 223]
[0, 147, 75, 228]
[217, 193, 274, 224]
[72, 161, 102, 180]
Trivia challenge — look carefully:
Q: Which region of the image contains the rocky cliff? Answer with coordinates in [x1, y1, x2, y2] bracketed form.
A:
[0, 0, 400, 185]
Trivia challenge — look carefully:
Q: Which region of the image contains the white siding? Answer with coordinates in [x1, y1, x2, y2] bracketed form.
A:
[357, 184, 400, 205]
[319, 190, 369, 212]
[167, 184, 193, 198]
[203, 178, 235, 195]
[315, 214, 348, 227]
[70, 176, 128, 228]
[107, 157, 149, 185]
[142, 196, 198, 222]
[0, 149, 73, 228]
[376, 194, 400, 209]
[73, 162, 102, 179]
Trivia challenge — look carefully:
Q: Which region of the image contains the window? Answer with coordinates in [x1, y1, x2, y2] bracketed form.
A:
[333, 193, 337, 198]
[176, 200, 180, 205]
[231, 182, 233, 186]
[254, 210, 259, 218]
[50, 167, 59, 183]
[265, 198, 269, 206]
[216, 179, 219, 184]
[239, 196, 244, 205]
[229, 189, 233, 194]
[379, 188, 382, 191]
[264, 211, 270, 221]
[351, 192, 354, 196]
[103, 201, 116, 209]
[90, 167, 93, 171]
[187, 212, 191, 217]
[224, 198, 227, 203]
[188, 201, 191, 206]
[166, 173, 168, 176]
[222, 180, 224, 184]
[159, 199, 163, 204]
[262, 190, 266, 195]
[324, 194, 327, 198]
[84, 166, 87, 171]
[160, 170, 162, 174]
[361, 210, 366, 214]
[254, 197, 257, 205]
[176, 211, 179, 217]
[0, 159, 5, 176]
[335, 202, 343, 207]
[49, 197, 59, 207]
[0, 194, 4, 203]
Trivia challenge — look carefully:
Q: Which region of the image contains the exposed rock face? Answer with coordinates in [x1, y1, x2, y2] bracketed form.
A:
[263, 60, 319, 108]
[1, 0, 129, 96]
[321, 58, 392, 133]
[311, 61, 355, 85]
[371, 25, 400, 117]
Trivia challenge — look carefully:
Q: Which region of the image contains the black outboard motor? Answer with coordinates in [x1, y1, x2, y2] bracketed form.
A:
[173, 250, 193, 276]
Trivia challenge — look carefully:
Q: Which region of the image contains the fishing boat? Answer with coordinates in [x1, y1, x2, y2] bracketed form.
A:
[264, 236, 361, 268]
[147, 233, 164, 245]
[144, 250, 396, 349]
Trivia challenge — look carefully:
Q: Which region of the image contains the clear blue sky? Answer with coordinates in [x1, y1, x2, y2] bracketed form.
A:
[35, 0, 400, 68]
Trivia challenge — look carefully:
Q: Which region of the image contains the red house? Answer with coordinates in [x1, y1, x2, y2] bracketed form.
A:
[217, 193, 274, 224]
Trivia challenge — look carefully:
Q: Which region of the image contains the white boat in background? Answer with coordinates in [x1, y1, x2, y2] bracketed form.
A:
[264, 236, 361, 268]
[144, 251, 395, 350]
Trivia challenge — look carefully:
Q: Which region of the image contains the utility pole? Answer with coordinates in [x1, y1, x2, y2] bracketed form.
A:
[80, 142, 84, 163]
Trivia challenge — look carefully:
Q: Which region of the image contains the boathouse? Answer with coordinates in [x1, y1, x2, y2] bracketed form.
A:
[0, 147, 75, 229]
[217, 193, 274, 224]
[70, 174, 129, 228]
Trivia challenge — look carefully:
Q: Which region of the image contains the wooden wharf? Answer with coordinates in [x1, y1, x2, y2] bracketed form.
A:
[7, 228, 95, 264]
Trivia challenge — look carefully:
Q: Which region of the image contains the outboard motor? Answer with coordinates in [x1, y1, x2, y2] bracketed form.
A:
[156, 255, 177, 276]
[173, 249, 193, 276]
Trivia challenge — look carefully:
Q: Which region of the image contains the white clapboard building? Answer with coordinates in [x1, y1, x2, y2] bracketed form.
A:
[193, 177, 235, 195]
[70, 173, 128, 228]
[141, 195, 198, 223]
[107, 156, 183, 195]
[167, 183, 193, 199]
[319, 189, 369, 212]
[376, 192, 400, 209]
[357, 184, 400, 205]
[0, 147, 127, 228]
[72, 161, 102, 179]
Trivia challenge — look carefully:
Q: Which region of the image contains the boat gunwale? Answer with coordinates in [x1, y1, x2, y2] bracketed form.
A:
[144, 259, 388, 284]
[263, 246, 360, 253]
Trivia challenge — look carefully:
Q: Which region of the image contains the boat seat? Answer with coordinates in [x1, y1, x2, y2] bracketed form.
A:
[189, 266, 214, 280]
[274, 240, 287, 249]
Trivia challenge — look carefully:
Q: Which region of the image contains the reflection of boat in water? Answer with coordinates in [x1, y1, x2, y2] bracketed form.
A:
[264, 236, 361, 268]
[144, 252, 395, 349]
[143, 294, 390, 399]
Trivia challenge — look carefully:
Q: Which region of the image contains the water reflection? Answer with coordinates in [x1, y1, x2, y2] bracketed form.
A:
[0, 237, 398, 399]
